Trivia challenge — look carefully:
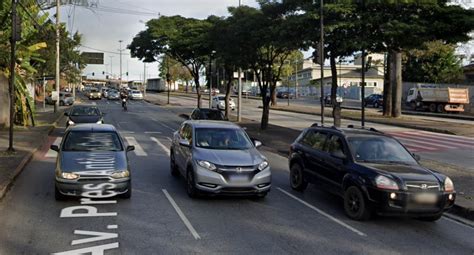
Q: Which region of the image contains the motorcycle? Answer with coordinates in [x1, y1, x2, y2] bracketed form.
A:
[122, 98, 127, 111]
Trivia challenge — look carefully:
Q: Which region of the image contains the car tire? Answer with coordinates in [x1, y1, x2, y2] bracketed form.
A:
[374, 102, 379, 108]
[59, 101, 64, 106]
[186, 169, 199, 198]
[170, 151, 180, 177]
[120, 182, 132, 199]
[290, 164, 308, 192]
[436, 104, 445, 113]
[417, 213, 443, 222]
[55, 185, 67, 201]
[344, 186, 372, 221]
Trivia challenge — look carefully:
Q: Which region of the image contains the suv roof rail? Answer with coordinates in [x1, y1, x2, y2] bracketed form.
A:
[311, 123, 319, 127]
[346, 124, 382, 133]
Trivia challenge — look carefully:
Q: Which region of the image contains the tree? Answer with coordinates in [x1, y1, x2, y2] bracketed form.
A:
[403, 40, 463, 84]
[129, 16, 212, 108]
[158, 55, 193, 89]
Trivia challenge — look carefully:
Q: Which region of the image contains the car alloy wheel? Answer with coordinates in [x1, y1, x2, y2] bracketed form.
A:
[290, 164, 308, 192]
[170, 151, 179, 177]
[344, 186, 371, 221]
[374, 102, 379, 108]
[186, 170, 198, 198]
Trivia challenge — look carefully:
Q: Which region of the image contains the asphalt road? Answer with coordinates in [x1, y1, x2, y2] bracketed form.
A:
[150, 93, 474, 172]
[0, 96, 473, 254]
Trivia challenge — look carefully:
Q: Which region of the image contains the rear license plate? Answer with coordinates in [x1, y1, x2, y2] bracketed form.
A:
[413, 193, 438, 204]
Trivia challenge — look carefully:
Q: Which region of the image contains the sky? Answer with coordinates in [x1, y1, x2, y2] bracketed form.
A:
[45, 0, 260, 82]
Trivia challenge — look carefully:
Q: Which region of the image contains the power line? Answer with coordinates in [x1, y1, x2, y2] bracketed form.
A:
[80, 44, 128, 55]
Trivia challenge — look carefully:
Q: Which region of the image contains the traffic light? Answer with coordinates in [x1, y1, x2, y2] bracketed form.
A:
[106, 75, 109, 79]
[126, 72, 129, 76]
[92, 72, 95, 76]
[102, 71, 105, 75]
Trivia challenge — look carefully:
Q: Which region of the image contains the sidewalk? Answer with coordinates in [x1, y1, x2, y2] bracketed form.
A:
[145, 94, 474, 222]
[0, 104, 65, 200]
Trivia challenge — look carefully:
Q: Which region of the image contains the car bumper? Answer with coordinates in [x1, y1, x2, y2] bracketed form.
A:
[193, 166, 271, 195]
[366, 187, 456, 216]
[131, 96, 143, 100]
[55, 177, 130, 197]
[89, 95, 101, 99]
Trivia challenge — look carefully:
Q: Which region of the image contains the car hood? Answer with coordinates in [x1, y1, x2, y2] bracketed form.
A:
[69, 115, 101, 123]
[194, 147, 265, 166]
[361, 163, 439, 182]
[60, 151, 128, 175]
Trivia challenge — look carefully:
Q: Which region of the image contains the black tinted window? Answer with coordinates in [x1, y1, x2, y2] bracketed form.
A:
[63, 131, 123, 151]
[70, 107, 100, 116]
[200, 110, 225, 120]
[326, 135, 345, 156]
[301, 130, 327, 150]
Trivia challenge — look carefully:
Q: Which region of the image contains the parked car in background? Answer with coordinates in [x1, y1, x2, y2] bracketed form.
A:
[65, 105, 105, 127]
[288, 125, 456, 221]
[189, 108, 227, 121]
[324, 93, 343, 105]
[130, 90, 144, 100]
[51, 124, 134, 200]
[365, 94, 384, 108]
[107, 90, 120, 100]
[170, 121, 271, 198]
[88, 88, 102, 100]
[45, 92, 74, 106]
[277, 91, 295, 99]
[211, 95, 235, 111]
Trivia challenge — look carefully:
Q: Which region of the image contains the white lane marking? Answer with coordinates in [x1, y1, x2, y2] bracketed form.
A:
[90, 102, 97, 105]
[396, 139, 439, 151]
[277, 187, 367, 237]
[145, 131, 162, 134]
[151, 137, 170, 155]
[419, 131, 474, 142]
[160, 123, 176, 132]
[120, 131, 135, 134]
[162, 189, 201, 240]
[394, 136, 457, 149]
[107, 225, 118, 229]
[45, 137, 62, 158]
[124, 136, 147, 156]
[166, 137, 172, 142]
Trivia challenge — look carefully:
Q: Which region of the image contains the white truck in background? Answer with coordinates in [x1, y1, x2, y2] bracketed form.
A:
[406, 85, 470, 113]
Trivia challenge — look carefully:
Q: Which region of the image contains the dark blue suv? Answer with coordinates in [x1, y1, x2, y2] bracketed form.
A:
[288, 125, 456, 221]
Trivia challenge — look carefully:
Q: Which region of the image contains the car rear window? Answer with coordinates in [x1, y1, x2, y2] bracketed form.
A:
[70, 107, 100, 116]
[300, 130, 327, 150]
[62, 131, 123, 151]
[199, 110, 225, 120]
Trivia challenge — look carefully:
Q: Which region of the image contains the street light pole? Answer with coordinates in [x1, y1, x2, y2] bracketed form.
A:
[294, 60, 298, 99]
[109, 56, 114, 77]
[319, 0, 325, 126]
[237, 0, 242, 122]
[7, 0, 18, 152]
[54, 0, 60, 113]
[118, 40, 123, 87]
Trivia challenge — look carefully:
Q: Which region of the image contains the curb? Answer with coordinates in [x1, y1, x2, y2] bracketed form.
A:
[449, 204, 474, 222]
[265, 106, 458, 135]
[0, 111, 64, 201]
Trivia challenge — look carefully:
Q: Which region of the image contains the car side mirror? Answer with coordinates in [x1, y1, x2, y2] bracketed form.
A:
[253, 139, 262, 148]
[64, 112, 69, 116]
[412, 153, 421, 161]
[179, 139, 191, 147]
[126, 145, 135, 152]
[50, 145, 60, 152]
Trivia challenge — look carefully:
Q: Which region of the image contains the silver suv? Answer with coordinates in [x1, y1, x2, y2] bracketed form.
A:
[170, 121, 271, 198]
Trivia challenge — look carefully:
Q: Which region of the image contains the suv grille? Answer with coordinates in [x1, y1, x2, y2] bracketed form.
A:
[405, 181, 440, 192]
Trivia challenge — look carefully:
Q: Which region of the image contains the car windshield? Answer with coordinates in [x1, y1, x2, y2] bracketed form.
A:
[195, 128, 253, 150]
[62, 131, 123, 151]
[70, 107, 100, 116]
[91, 89, 99, 92]
[347, 136, 417, 164]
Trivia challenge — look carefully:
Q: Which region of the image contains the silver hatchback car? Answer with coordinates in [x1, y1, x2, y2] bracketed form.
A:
[170, 121, 271, 198]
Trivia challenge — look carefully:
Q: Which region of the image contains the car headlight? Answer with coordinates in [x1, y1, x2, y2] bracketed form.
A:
[258, 160, 269, 171]
[68, 120, 75, 125]
[61, 172, 79, 180]
[197, 160, 217, 171]
[444, 177, 454, 192]
[111, 170, 130, 179]
[375, 175, 399, 190]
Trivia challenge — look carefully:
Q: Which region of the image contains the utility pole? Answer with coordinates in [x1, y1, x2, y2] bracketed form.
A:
[361, 50, 366, 127]
[319, 0, 325, 126]
[54, 0, 60, 113]
[237, 0, 242, 122]
[7, 0, 18, 152]
[118, 40, 123, 87]
[294, 60, 298, 99]
[109, 56, 114, 77]
[143, 62, 146, 97]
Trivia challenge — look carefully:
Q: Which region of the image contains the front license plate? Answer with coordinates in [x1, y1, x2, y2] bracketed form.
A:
[413, 193, 438, 204]
[229, 175, 248, 183]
